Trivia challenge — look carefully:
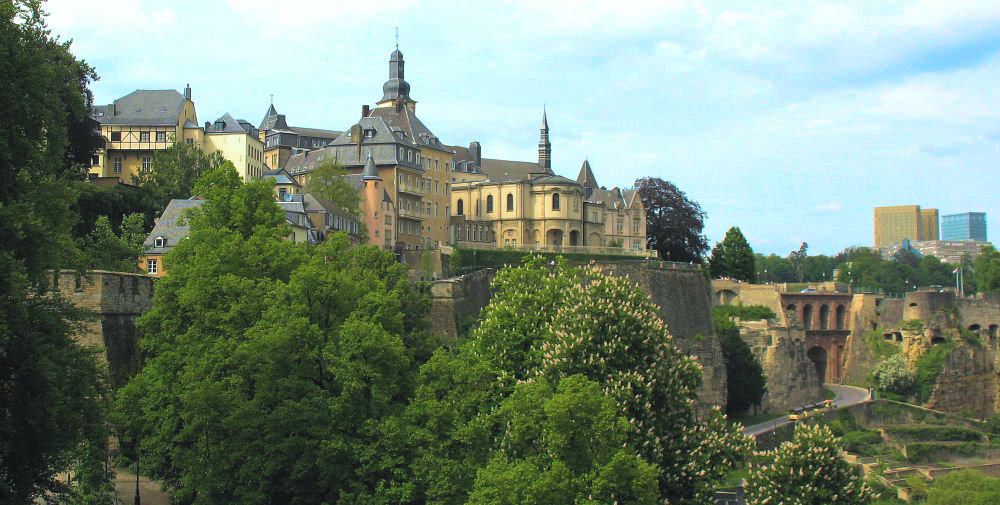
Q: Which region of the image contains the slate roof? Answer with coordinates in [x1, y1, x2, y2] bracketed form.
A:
[96, 89, 187, 126]
[480, 158, 547, 182]
[368, 106, 448, 152]
[362, 152, 380, 179]
[530, 174, 581, 186]
[207, 113, 252, 134]
[182, 119, 200, 129]
[290, 126, 342, 139]
[577, 160, 598, 189]
[262, 166, 300, 187]
[259, 103, 279, 130]
[144, 199, 204, 255]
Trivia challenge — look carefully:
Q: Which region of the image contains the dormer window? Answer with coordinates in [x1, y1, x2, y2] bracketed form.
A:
[153, 236, 166, 248]
[364, 128, 376, 138]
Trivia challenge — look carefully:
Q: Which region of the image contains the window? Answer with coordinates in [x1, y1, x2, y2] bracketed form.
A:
[408, 150, 413, 162]
[140, 131, 150, 142]
[156, 131, 166, 142]
[375, 230, 379, 237]
[457, 199, 464, 215]
[426, 203, 431, 216]
[466, 224, 471, 240]
[153, 237, 165, 248]
[399, 147, 404, 158]
[186, 138, 193, 145]
[435, 180, 439, 193]
[446, 205, 450, 217]
[147, 259, 158, 274]
[486, 195, 493, 213]
[512, 239, 517, 247]
[111, 131, 121, 142]
[142, 157, 151, 172]
[633, 220, 640, 233]
[113, 158, 122, 173]
[278, 188, 287, 200]
[617, 220, 624, 233]
[552, 193, 560, 211]
[506, 193, 514, 211]
[434, 202, 438, 217]
[435, 160, 439, 170]
[385, 215, 391, 225]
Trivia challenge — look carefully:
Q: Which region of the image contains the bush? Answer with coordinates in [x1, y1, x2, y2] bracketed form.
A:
[885, 426, 983, 443]
[986, 413, 1000, 435]
[872, 355, 916, 396]
[712, 305, 777, 323]
[841, 430, 884, 456]
[864, 328, 900, 359]
[915, 343, 952, 403]
[900, 319, 925, 333]
[960, 329, 983, 346]
[905, 442, 982, 463]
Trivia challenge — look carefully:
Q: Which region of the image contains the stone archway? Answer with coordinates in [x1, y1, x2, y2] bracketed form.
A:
[819, 304, 830, 330]
[802, 304, 813, 330]
[569, 230, 580, 246]
[546, 229, 563, 247]
[836, 305, 846, 330]
[717, 289, 738, 305]
[807, 346, 828, 384]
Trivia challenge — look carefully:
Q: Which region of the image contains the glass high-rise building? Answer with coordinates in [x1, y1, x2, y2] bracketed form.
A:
[941, 212, 987, 241]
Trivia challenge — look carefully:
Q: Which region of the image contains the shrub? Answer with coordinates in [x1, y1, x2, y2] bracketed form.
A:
[900, 319, 925, 333]
[841, 431, 884, 456]
[864, 328, 900, 359]
[914, 343, 952, 403]
[885, 427, 983, 443]
[960, 329, 982, 346]
[872, 355, 916, 396]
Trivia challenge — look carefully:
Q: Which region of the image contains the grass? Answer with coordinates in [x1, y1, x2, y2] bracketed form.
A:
[824, 388, 836, 400]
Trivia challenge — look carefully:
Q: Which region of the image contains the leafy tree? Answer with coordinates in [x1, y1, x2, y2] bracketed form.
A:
[871, 355, 916, 396]
[745, 423, 877, 505]
[789, 242, 808, 282]
[973, 245, 1000, 293]
[115, 165, 431, 504]
[1, 1, 110, 501]
[712, 306, 768, 416]
[132, 141, 229, 211]
[467, 376, 659, 505]
[469, 256, 754, 504]
[709, 226, 757, 282]
[71, 181, 158, 241]
[306, 159, 362, 217]
[635, 177, 708, 263]
[82, 213, 146, 272]
[926, 469, 1000, 504]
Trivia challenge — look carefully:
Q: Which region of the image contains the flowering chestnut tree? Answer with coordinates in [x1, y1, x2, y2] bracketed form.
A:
[745, 423, 877, 505]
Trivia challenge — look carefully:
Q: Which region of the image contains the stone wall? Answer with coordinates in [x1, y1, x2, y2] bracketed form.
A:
[738, 320, 823, 413]
[427, 268, 495, 339]
[925, 342, 999, 418]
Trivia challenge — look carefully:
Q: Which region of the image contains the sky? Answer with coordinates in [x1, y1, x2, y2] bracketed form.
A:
[44, 0, 1000, 256]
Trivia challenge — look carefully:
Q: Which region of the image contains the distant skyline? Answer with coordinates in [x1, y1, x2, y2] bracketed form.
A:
[45, 0, 1000, 256]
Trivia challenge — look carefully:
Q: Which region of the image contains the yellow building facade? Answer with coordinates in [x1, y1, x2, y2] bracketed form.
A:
[203, 113, 265, 181]
[874, 205, 940, 247]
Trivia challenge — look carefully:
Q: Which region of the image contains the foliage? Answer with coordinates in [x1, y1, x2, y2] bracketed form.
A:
[789, 242, 808, 282]
[114, 166, 432, 504]
[81, 213, 146, 272]
[711, 306, 769, 416]
[305, 159, 363, 221]
[467, 256, 754, 504]
[839, 431, 883, 457]
[0, 1, 110, 501]
[709, 226, 757, 282]
[904, 442, 982, 463]
[71, 181, 158, 240]
[634, 176, 709, 263]
[986, 413, 1000, 435]
[871, 355, 916, 396]
[827, 408, 859, 436]
[899, 319, 924, 333]
[885, 426, 983, 443]
[960, 329, 983, 346]
[756, 252, 839, 284]
[914, 343, 952, 403]
[973, 245, 1000, 293]
[834, 247, 956, 294]
[863, 328, 900, 360]
[448, 246, 654, 274]
[132, 141, 230, 211]
[466, 376, 659, 505]
[927, 469, 1000, 504]
[905, 475, 929, 501]
[745, 424, 877, 505]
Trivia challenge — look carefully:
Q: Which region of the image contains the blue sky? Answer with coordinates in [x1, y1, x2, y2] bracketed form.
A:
[45, 0, 1000, 256]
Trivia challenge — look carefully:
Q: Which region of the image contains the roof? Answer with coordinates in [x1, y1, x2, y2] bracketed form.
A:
[362, 152, 380, 179]
[207, 113, 253, 134]
[262, 166, 300, 187]
[182, 119, 200, 129]
[96, 89, 187, 126]
[259, 103, 279, 130]
[289, 126, 342, 140]
[577, 159, 598, 189]
[368, 105, 448, 152]
[530, 174, 581, 186]
[144, 199, 204, 254]
[480, 158, 547, 181]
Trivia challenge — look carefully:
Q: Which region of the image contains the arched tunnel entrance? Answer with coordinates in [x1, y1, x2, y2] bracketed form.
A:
[807, 346, 828, 385]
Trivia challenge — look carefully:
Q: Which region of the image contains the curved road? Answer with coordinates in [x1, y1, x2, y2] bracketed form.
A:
[743, 384, 871, 437]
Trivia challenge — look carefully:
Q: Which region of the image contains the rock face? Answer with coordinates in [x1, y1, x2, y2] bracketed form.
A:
[737, 320, 823, 413]
[925, 343, 999, 418]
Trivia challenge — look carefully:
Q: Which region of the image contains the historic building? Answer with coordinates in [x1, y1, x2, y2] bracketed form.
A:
[203, 113, 265, 181]
[258, 103, 342, 170]
[448, 111, 649, 254]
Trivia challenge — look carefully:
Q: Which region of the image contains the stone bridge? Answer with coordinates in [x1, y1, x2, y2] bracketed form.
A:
[780, 292, 853, 383]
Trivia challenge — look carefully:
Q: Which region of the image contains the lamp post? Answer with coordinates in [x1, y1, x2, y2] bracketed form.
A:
[134, 439, 140, 505]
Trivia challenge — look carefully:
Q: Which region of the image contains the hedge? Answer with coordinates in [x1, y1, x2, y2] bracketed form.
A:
[448, 247, 675, 274]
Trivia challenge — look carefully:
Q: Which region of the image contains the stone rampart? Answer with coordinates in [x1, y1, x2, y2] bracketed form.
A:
[738, 320, 822, 413]
[427, 268, 495, 339]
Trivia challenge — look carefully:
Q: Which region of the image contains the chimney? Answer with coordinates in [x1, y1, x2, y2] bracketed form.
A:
[469, 141, 481, 166]
[350, 124, 362, 144]
[184, 83, 192, 101]
[361, 105, 370, 118]
[110, 102, 116, 116]
[204, 121, 211, 131]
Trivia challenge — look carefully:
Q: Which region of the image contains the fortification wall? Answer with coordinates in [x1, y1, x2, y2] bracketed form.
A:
[739, 320, 822, 413]
[427, 268, 495, 339]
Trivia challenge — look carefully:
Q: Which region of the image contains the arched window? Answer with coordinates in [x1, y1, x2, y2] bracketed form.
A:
[486, 195, 493, 213]
[457, 199, 464, 215]
[506, 193, 514, 211]
[552, 193, 560, 211]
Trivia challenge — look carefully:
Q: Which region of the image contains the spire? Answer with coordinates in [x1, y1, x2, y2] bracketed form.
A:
[362, 152, 381, 180]
[259, 102, 279, 131]
[538, 106, 551, 171]
[380, 46, 412, 104]
[577, 159, 597, 189]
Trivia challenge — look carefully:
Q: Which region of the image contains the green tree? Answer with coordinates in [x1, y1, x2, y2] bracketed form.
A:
[871, 355, 916, 396]
[973, 245, 1000, 293]
[467, 376, 659, 505]
[926, 469, 1000, 504]
[745, 424, 877, 505]
[789, 242, 808, 282]
[306, 160, 362, 215]
[115, 165, 431, 504]
[709, 226, 757, 282]
[1, 1, 110, 501]
[82, 213, 146, 272]
[635, 177, 709, 263]
[712, 306, 769, 416]
[132, 141, 229, 211]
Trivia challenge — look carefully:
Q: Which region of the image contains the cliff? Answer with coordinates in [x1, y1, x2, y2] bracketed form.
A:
[738, 320, 823, 413]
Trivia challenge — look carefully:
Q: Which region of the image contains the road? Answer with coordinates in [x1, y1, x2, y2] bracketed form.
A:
[743, 384, 871, 437]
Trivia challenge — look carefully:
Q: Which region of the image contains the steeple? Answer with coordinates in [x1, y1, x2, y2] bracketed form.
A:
[362, 152, 381, 180]
[379, 47, 413, 105]
[538, 106, 551, 171]
[577, 159, 597, 190]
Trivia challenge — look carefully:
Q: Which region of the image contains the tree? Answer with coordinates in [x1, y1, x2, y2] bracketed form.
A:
[1, 1, 110, 501]
[306, 159, 362, 217]
[712, 306, 769, 416]
[115, 166, 432, 504]
[709, 227, 757, 282]
[81, 213, 146, 272]
[789, 242, 808, 282]
[926, 469, 1000, 504]
[871, 355, 916, 396]
[132, 141, 229, 211]
[973, 245, 1000, 293]
[745, 423, 877, 505]
[635, 177, 708, 263]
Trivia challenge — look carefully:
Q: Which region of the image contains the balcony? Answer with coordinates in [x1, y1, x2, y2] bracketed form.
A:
[397, 207, 425, 220]
[398, 183, 423, 195]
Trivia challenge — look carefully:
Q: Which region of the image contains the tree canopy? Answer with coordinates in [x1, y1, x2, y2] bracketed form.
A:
[709, 226, 757, 282]
[973, 245, 1000, 293]
[712, 306, 770, 415]
[132, 141, 231, 211]
[635, 177, 709, 263]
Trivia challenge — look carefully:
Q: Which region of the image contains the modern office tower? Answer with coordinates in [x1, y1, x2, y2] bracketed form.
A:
[941, 212, 987, 241]
[874, 205, 939, 247]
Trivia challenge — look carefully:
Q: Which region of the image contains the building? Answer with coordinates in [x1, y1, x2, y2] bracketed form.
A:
[89, 85, 200, 181]
[141, 198, 203, 277]
[873, 205, 939, 247]
[258, 103, 342, 169]
[942, 212, 987, 241]
[911, 239, 992, 264]
[449, 111, 649, 255]
[203, 113, 265, 181]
